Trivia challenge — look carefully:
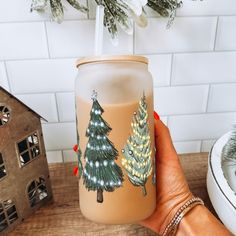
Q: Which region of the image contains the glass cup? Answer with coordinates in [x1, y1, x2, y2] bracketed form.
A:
[75, 55, 156, 224]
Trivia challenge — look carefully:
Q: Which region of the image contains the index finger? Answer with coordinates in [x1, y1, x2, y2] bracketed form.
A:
[154, 120, 178, 160]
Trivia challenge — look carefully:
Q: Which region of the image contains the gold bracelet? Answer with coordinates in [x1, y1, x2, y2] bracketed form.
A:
[161, 197, 204, 236]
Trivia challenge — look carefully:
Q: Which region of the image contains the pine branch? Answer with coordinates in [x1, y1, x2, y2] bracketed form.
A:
[49, 0, 64, 23]
[66, 0, 88, 13]
[95, 0, 132, 40]
[103, 3, 118, 39]
[147, 0, 182, 27]
[30, 0, 48, 12]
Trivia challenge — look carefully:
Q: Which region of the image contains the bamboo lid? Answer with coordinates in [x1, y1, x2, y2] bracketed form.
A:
[76, 55, 148, 67]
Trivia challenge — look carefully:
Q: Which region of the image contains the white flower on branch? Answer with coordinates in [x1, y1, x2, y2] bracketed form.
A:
[120, 0, 147, 16]
[130, 10, 148, 27]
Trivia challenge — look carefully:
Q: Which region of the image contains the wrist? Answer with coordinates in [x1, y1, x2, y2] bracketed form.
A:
[177, 205, 205, 236]
[177, 205, 233, 236]
[159, 192, 194, 234]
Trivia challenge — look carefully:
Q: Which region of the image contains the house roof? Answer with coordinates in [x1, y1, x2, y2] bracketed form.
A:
[0, 86, 47, 122]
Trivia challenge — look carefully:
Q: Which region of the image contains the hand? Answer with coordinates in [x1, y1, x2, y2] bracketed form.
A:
[141, 119, 193, 234]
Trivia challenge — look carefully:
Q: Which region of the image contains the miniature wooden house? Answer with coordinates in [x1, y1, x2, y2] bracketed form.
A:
[0, 86, 53, 235]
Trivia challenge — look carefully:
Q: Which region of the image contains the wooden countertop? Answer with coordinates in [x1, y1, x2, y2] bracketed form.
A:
[9, 153, 216, 236]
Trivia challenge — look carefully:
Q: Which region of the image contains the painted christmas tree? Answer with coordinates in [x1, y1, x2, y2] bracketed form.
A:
[83, 91, 124, 203]
[121, 94, 152, 196]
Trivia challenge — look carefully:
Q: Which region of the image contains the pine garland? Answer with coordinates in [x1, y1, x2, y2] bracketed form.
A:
[96, 0, 133, 40]
[147, 0, 182, 28]
[31, 0, 183, 38]
[31, 0, 88, 23]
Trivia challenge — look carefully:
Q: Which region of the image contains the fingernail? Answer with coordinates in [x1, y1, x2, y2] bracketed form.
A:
[154, 111, 160, 120]
[73, 166, 79, 176]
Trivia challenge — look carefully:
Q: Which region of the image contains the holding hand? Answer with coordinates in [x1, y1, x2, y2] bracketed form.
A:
[141, 116, 232, 236]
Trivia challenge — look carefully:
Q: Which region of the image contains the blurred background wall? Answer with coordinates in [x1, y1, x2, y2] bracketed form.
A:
[0, 0, 236, 163]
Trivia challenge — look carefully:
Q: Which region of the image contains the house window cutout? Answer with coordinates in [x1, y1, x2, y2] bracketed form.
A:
[0, 106, 10, 126]
[0, 200, 18, 232]
[17, 132, 41, 167]
[0, 153, 6, 180]
[27, 177, 48, 207]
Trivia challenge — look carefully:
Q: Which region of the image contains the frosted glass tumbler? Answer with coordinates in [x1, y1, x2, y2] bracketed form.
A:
[75, 55, 156, 224]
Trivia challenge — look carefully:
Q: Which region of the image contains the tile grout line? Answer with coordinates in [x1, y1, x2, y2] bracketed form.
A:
[133, 22, 135, 54]
[134, 48, 236, 56]
[61, 149, 65, 163]
[0, 15, 233, 25]
[13, 90, 75, 96]
[54, 92, 62, 123]
[169, 54, 174, 86]
[166, 116, 169, 127]
[213, 16, 219, 50]
[205, 84, 212, 112]
[9, 81, 236, 98]
[46, 148, 74, 152]
[43, 21, 51, 58]
[42, 120, 75, 125]
[0, 18, 91, 24]
[200, 140, 204, 152]
[154, 81, 236, 88]
[3, 61, 12, 92]
[158, 110, 236, 118]
[39, 110, 236, 125]
[179, 138, 216, 143]
[3, 49, 236, 62]
[173, 138, 216, 143]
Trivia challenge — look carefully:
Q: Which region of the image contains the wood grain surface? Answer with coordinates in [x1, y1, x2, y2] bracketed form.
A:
[8, 153, 216, 236]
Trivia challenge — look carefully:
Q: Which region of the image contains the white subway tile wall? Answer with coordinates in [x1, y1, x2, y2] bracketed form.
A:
[6, 59, 77, 93]
[63, 150, 78, 162]
[146, 54, 172, 87]
[176, 0, 236, 16]
[208, 84, 236, 112]
[46, 151, 63, 164]
[215, 16, 236, 51]
[201, 140, 216, 152]
[16, 93, 58, 123]
[0, 22, 48, 60]
[42, 122, 76, 151]
[56, 92, 76, 122]
[154, 85, 209, 115]
[0, 0, 49, 22]
[135, 17, 217, 54]
[169, 113, 236, 141]
[172, 52, 236, 85]
[0, 0, 236, 162]
[173, 141, 201, 154]
[0, 62, 9, 91]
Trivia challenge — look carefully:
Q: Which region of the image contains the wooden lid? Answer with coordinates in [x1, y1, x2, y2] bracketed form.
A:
[76, 55, 148, 67]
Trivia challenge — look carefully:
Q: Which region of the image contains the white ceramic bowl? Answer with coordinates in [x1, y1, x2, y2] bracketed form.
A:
[207, 132, 236, 235]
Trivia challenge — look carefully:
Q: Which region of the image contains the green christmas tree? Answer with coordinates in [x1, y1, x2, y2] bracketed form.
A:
[83, 91, 124, 203]
[122, 94, 152, 196]
[75, 115, 83, 179]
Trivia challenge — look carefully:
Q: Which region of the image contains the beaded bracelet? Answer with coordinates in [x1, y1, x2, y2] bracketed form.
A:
[162, 197, 204, 236]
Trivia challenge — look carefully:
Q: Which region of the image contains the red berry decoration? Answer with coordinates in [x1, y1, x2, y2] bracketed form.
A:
[73, 144, 78, 153]
[73, 166, 79, 176]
